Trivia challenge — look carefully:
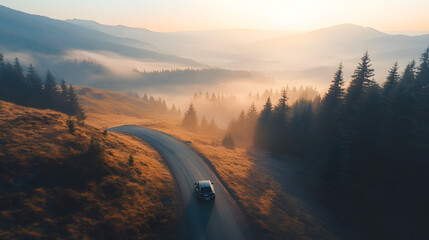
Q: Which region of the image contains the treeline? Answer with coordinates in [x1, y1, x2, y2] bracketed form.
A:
[125, 90, 181, 116]
[192, 91, 238, 102]
[224, 86, 319, 148]
[247, 86, 319, 104]
[0, 54, 85, 120]
[226, 48, 429, 238]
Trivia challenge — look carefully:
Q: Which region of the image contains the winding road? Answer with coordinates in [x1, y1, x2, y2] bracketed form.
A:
[109, 125, 248, 240]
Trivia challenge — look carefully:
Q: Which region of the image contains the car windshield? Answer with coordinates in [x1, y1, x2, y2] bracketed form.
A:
[201, 187, 212, 193]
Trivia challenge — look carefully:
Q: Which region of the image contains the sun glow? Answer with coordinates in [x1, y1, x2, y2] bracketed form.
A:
[1, 0, 428, 31]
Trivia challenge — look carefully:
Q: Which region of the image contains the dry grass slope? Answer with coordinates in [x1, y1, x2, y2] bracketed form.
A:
[0, 100, 176, 239]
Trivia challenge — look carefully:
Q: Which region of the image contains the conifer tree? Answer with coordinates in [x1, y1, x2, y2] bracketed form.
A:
[271, 89, 289, 151]
[182, 103, 198, 129]
[254, 97, 273, 148]
[415, 47, 429, 143]
[383, 62, 400, 97]
[345, 52, 375, 107]
[44, 70, 58, 107]
[26, 64, 42, 93]
[400, 60, 417, 89]
[26, 64, 42, 106]
[246, 102, 258, 122]
[12, 58, 27, 103]
[323, 63, 345, 108]
[416, 47, 429, 86]
[67, 84, 86, 120]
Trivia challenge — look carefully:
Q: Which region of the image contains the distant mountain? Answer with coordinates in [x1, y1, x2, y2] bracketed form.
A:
[0, 5, 203, 68]
[249, 24, 429, 71]
[67, 19, 294, 66]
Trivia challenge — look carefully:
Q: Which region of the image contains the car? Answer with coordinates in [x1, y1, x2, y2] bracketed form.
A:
[194, 180, 215, 201]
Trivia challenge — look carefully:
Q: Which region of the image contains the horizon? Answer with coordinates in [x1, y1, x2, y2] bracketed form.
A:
[1, 1, 429, 33]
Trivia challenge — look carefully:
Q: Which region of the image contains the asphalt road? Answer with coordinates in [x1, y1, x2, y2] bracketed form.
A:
[109, 125, 248, 240]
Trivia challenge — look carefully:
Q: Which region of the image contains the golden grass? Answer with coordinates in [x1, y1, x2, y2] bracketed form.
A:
[0, 100, 176, 239]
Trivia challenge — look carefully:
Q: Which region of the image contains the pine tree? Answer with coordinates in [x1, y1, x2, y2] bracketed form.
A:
[254, 97, 273, 148]
[61, 79, 68, 98]
[246, 102, 258, 121]
[26, 64, 42, 106]
[416, 46, 429, 86]
[345, 52, 375, 108]
[60, 79, 69, 110]
[43, 70, 59, 108]
[273, 88, 289, 118]
[182, 103, 198, 129]
[323, 63, 345, 108]
[383, 62, 400, 97]
[26, 64, 42, 93]
[415, 47, 429, 145]
[271, 89, 289, 152]
[12, 58, 27, 104]
[67, 84, 86, 120]
[320, 63, 345, 135]
[401, 60, 417, 88]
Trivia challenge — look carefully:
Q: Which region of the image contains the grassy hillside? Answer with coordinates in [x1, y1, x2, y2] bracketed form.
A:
[0, 100, 176, 239]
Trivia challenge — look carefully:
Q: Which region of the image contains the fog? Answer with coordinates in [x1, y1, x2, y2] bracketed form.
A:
[3, 17, 429, 130]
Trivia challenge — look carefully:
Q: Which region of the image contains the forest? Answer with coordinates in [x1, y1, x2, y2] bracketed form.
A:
[226, 48, 429, 238]
[0, 53, 86, 120]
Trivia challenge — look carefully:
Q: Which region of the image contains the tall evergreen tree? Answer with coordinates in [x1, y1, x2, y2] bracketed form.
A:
[27, 64, 42, 92]
[415, 47, 429, 145]
[271, 89, 289, 152]
[383, 62, 400, 97]
[345, 52, 375, 108]
[182, 103, 198, 129]
[67, 84, 86, 120]
[323, 63, 345, 106]
[43, 70, 58, 108]
[246, 102, 258, 121]
[12, 58, 27, 103]
[416, 46, 429, 86]
[400, 60, 417, 88]
[254, 97, 273, 149]
[0, 54, 5, 97]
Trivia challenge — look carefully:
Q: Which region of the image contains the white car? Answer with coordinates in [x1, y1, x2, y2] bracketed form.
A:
[194, 180, 215, 200]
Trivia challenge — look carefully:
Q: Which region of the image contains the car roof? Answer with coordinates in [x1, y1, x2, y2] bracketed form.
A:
[198, 180, 211, 187]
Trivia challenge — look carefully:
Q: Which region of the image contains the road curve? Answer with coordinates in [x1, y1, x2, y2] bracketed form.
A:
[109, 125, 248, 240]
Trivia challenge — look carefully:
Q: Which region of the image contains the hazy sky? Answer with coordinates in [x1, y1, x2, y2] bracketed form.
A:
[2, 0, 429, 32]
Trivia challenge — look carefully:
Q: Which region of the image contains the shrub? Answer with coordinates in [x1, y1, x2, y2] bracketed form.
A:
[222, 133, 235, 149]
[66, 118, 76, 134]
[88, 136, 105, 160]
[128, 155, 134, 166]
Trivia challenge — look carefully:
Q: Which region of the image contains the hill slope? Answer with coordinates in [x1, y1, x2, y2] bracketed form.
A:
[0, 100, 176, 239]
[0, 5, 204, 68]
